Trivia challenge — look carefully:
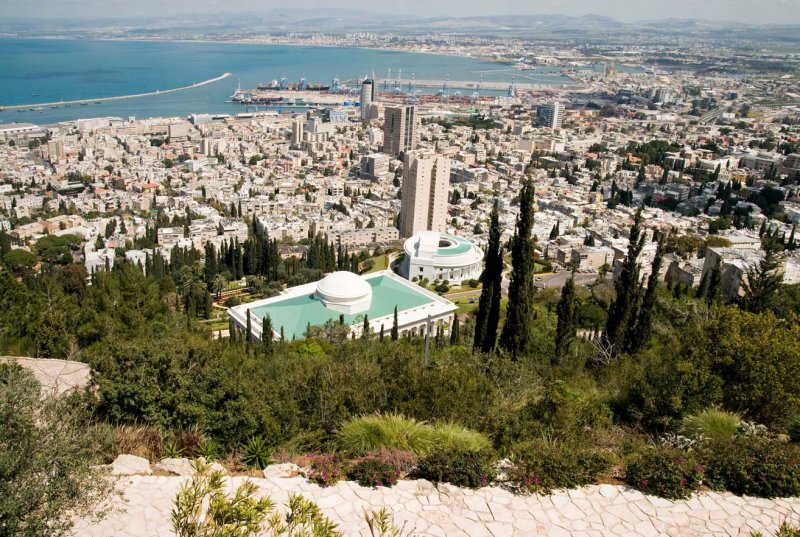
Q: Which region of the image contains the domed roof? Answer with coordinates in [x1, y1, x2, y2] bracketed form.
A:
[315, 271, 373, 313]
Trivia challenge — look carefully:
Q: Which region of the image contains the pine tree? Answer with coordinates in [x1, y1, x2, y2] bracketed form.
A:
[473, 199, 503, 353]
[604, 207, 646, 354]
[391, 306, 399, 341]
[499, 178, 536, 358]
[450, 315, 460, 345]
[262, 313, 273, 354]
[740, 247, 783, 313]
[554, 275, 577, 364]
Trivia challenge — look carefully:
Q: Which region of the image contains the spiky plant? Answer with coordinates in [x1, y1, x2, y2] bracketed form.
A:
[243, 435, 272, 470]
[195, 438, 220, 461]
[431, 422, 492, 452]
[682, 409, 741, 443]
[337, 413, 437, 456]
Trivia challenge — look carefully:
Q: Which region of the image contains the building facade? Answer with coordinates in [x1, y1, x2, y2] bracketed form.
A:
[400, 152, 450, 238]
[400, 232, 484, 284]
[535, 102, 565, 129]
[383, 105, 419, 157]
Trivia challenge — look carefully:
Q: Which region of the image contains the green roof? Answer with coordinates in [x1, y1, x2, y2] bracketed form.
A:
[437, 234, 473, 256]
[250, 275, 434, 340]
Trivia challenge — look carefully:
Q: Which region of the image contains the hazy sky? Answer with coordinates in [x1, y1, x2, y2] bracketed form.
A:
[2, 0, 800, 24]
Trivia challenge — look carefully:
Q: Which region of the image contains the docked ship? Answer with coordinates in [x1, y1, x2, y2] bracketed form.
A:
[256, 77, 331, 92]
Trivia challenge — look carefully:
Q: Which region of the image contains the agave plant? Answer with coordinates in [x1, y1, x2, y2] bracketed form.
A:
[163, 438, 184, 459]
[195, 438, 221, 461]
[243, 435, 272, 470]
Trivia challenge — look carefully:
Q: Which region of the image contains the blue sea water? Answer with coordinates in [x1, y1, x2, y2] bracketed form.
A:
[0, 38, 575, 125]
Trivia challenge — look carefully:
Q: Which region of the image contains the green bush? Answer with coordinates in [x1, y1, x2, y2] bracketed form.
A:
[414, 449, 497, 489]
[625, 446, 704, 499]
[432, 422, 492, 453]
[789, 416, 800, 444]
[337, 414, 436, 455]
[361, 448, 417, 475]
[701, 437, 800, 498]
[508, 442, 613, 494]
[347, 458, 399, 488]
[337, 414, 490, 457]
[682, 409, 741, 442]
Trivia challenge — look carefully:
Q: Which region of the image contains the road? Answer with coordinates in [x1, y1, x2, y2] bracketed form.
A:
[537, 271, 599, 290]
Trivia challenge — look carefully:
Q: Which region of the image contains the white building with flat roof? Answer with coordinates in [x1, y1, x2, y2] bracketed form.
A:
[400, 232, 483, 284]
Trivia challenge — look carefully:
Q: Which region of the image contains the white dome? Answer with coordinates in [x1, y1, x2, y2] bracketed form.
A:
[315, 271, 373, 314]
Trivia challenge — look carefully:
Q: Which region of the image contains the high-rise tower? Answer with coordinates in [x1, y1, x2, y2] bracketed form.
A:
[399, 152, 450, 238]
[360, 77, 376, 121]
[383, 105, 419, 157]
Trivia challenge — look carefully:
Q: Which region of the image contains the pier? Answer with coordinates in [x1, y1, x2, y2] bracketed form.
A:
[0, 72, 232, 112]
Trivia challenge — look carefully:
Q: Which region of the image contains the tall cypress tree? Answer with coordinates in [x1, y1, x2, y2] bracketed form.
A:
[245, 308, 252, 347]
[605, 207, 646, 354]
[706, 257, 722, 307]
[554, 275, 577, 364]
[262, 313, 273, 354]
[473, 199, 504, 353]
[362, 315, 370, 339]
[450, 315, 460, 345]
[627, 239, 664, 352]
[391, 306, 399, 341]
[499, 178, 537, 358]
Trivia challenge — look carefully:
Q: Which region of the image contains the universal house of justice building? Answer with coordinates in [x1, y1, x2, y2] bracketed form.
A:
[400, 231, 484, 284]
[229, 270, 457, 341]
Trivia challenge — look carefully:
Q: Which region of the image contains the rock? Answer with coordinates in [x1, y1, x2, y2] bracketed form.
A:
[209, 462, 227, 474]
[111, 454, 152, 476]
[263, 462, 301, 479]
[155, 458, 197, 476]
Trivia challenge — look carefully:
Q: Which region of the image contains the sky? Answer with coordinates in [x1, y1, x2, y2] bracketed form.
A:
[2, 0, 799, 24]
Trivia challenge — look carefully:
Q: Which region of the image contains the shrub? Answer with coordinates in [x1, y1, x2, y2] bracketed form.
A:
[508, 443, 613, 494]
[174, 425, 206, 456]
[337, 414, 436, 455]
[362, 448, 418, 475]
[625, 446, 704, 499]
[195, 438, 220, 461]
[789, 416, 800, 444]
[172, 460, 342, 536]
[337, 414, 490, 456]
[114, 424, 164, 461]
[348, 458, 399, 488]
[749, 522, 800, 537]
[305, 454, 346, 487]
[414, 449, 497, 489]
[682, 409, 741, 442]
[701, 437, 800, 498]
[432, 422, 492, 453]
[243, 435, 272, 470]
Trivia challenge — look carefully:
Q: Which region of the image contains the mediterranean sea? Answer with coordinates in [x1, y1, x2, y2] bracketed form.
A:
[0, 38, 575, 125]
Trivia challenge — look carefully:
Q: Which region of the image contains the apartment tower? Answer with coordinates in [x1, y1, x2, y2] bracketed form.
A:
[383, 105, 419, 157]
[400, 152, 450, 238]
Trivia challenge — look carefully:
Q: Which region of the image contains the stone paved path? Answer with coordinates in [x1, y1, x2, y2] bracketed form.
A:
[74, 462, 800, 537]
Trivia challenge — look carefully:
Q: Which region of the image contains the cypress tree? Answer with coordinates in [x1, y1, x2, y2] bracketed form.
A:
[554, 275, 577, 364]
[740, 247, 783, 313]
[473, 199, 504, 353]
[450, 315, 460, 345]
[262, 313, 273, 354]
[379, 324, 385, 342]
[391, 306, 399, 341]
[280, 326, 285, 341]
[499, 178, 537, 358]
[627, 239, 664, 352]
[362, 315, 370, 339]
[245, 308, 252, 346]
[604, 207, 646, 354]
[706, 257, 722, 307]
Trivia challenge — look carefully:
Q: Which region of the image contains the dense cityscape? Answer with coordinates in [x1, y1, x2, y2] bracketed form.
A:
[2, 5, 800, 537]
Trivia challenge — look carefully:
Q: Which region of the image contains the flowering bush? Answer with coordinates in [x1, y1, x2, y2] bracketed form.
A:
[625, 446, 704, 499]
[347, 458, 399, 488]
[507, 443, 613, 494]
[304, 454, 345, 487]
[362, 448, 418, 475]
[701, 437, 800, 498]
[414, 449, 497, 489]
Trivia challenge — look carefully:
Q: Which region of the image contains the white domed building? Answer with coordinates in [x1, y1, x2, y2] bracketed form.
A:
[229, 270, 457, 341]
[400, 231, 484, 284]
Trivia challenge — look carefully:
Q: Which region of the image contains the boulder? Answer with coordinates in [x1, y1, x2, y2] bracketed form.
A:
[110, 454, 152, 476]
[155, 457, 228, 476]
[263, 462, 301, 479]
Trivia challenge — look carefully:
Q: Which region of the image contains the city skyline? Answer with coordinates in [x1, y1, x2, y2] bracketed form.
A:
[2, 0, 800, 25]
